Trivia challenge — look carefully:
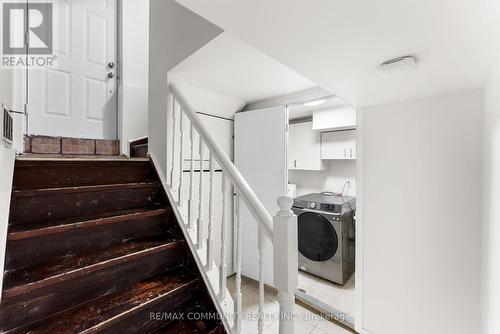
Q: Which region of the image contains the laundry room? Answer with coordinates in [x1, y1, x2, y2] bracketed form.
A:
[240, 91, 358, 327]
[289, 99, 357, 327]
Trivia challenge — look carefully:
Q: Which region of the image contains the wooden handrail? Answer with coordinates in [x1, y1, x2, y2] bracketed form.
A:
[170, 83, 274, 241]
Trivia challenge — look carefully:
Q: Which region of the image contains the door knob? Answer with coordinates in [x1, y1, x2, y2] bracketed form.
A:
[107, 72, 115, 79]
[108, 62, 115, 69]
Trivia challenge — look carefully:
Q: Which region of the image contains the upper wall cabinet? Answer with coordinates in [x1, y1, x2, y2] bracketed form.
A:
[321, 130, 356, 160]
[289, 121, 326, 171]
[312, 106, 356, 131]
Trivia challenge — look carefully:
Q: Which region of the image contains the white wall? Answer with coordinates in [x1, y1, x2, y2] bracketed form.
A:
[118, 0, 150, 155]
[0, 142, 15, 303]
[0, 69, 25, 153]
[170, 79, 245, 122]
[0, 0, 16, 110]
[148, 0, 222, 177]
[0, 35, 18, 288]
[0, 71, 13, 108]
[359, 90, 483, 334]
[289, 160, 356, 197]
[482, 60, 500, 334]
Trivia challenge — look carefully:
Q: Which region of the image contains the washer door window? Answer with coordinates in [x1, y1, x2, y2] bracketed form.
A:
[298, 212, 338, 262]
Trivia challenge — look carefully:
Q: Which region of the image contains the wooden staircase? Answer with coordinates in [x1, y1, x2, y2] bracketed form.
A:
[0, 158, 225, 334]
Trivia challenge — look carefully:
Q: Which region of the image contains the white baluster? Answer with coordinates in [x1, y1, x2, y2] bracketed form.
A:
[219, 173, 228, 301]
[169, 98, 176, 188]
[258, 228, 265, 334]
[196, 140, 204, 250]
[188, 124, 195, 229]
[177, 107, 184, 206]
[233, 194, 243, 334]
[273, 196, 298, 334]
[206, 152, 215, 271]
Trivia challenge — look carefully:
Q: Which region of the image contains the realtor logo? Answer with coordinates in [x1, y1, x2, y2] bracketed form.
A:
[2, 2, 55, 67]
[3, 2, 53, 55]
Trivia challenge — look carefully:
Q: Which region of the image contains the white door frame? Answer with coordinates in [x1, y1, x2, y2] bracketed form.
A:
[354, 107, 372, 334]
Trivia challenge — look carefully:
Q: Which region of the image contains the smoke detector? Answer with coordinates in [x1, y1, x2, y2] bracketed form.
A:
[379, 56, 417, 73]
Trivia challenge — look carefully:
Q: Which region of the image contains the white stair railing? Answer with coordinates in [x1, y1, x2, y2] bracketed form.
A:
[167, 83, 298, 334]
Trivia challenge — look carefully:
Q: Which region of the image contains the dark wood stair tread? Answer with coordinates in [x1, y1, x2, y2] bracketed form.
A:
[151, 304, 224, 334]
[7, 267, 199, 334]
[12, 182, 158, 198]
[13, 158, 153, 190]
[8, 207, 170, 240]
[129, 137, 148, 146]
[155, 319, 223, 334]
[3, 234, 183, 296]
[9, 182, 161, 226]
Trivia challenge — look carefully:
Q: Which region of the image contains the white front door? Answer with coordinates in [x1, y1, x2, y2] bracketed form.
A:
[28, 0, 117, 139]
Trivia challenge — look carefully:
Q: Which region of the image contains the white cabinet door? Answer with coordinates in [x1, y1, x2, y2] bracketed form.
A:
[321, 130, 356, 160]
[289, 121, 325, 170]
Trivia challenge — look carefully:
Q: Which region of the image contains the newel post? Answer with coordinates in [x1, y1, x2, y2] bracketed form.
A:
[273, 196, 298, 334]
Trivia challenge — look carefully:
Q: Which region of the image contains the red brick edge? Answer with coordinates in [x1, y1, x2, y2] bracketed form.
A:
[24, 135, 120, 156]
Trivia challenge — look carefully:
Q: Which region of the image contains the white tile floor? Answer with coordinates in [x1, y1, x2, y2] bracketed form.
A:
[297, 271, 356, 320]
[227, 275, 354, 334]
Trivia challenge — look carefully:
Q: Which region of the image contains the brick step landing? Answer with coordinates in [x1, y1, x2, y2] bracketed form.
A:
[24, 135, 119, 156]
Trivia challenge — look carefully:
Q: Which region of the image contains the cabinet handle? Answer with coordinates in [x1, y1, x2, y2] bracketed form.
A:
[294, 160, 297, 168]
[350, 148, 353, 158]
[344, 148, 347, 158]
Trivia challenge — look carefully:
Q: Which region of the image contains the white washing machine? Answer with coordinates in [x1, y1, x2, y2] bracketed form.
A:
[292, 192, 355, 285]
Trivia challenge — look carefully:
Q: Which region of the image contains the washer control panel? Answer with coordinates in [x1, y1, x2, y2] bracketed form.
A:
[292, 194, 355, 217]
[293, 199, 346, 214]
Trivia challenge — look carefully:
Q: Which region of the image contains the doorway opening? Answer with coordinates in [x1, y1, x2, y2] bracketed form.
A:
[27, 0, 118, 140]
[20, 0, 149, 157]
[287, 97, 358, 328]
[234, 93, 358, 329]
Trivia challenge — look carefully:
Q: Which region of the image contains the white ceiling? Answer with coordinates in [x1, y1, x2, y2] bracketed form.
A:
[176, 0, 500, 107]
[170, 32, 317, 103]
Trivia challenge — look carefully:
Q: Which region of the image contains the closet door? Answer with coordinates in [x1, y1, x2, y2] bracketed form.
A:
[234, 106, 288, 286]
